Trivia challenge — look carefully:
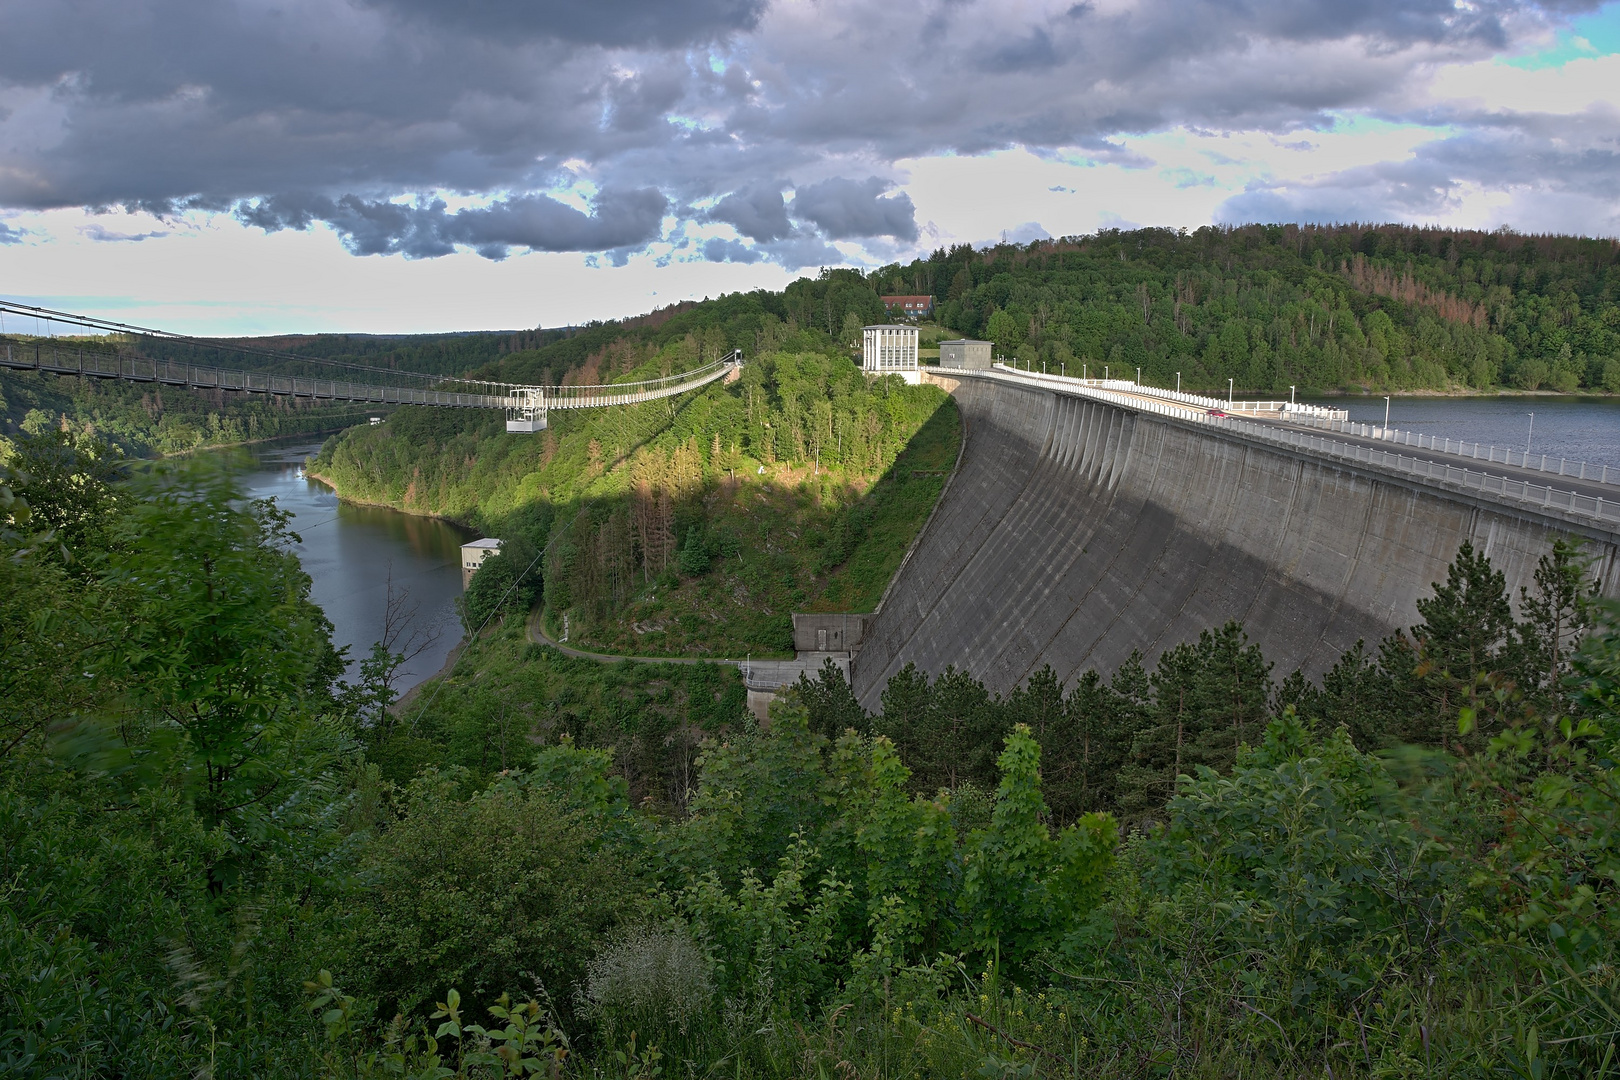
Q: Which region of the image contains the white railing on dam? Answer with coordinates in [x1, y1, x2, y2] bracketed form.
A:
[991, 365, 1349, 422]
[942, 365, 1619, 528]
[1287, 413, 1616, 486]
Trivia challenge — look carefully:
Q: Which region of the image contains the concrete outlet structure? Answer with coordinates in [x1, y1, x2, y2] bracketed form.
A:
[939, 339, 993, 370]
[791, 613, 870, 654]
[849, 370, 1620, 709]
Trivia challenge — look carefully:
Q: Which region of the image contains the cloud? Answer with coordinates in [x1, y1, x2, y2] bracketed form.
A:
[760, 231, 846, 271]
[362, 0, 767, 47]
[705, 184, 793, 242]
[239, 188, 669, 259]
[0, 0, 1613, 273]
[701, 236, 764, 263]
[1216, 111, 1620, 234]
[998, 221, 1052, 245]
[79, 223, 171, 242]
[791, 177, 919, 242]
[0, 221, 25, 245]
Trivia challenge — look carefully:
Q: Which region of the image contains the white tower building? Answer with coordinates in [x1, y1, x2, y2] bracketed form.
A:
[861, 325, 920, 382]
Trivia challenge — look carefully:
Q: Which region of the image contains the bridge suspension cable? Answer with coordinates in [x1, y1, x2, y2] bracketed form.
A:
[0, 303, 743, 433]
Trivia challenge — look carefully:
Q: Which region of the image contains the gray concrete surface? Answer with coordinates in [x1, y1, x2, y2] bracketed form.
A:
[850, 371, 1620, 709]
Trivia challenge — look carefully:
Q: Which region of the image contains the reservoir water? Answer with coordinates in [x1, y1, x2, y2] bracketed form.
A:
[1307, 395, 1620, 471]
[219, 438, 470, 692]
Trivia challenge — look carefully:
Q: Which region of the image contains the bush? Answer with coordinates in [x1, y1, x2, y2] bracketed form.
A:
[460, 534, 540, 634]
[357, 767, 647, 1021]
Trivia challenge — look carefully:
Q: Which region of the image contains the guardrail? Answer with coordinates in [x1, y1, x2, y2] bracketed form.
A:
[532, 353, 740, 410]
[2, 341, 511, 408]
[956, 366, 1619, 528]
[993, 365, 1349, 422]
[1284, 413, 1616, 487]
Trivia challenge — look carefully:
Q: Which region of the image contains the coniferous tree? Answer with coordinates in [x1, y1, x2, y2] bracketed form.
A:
[1384, 540, 1515, 747]
[1512, 538, 1598, 707]
[796, 658, 869, 740]
[1117, 623, 1272, 816]
[1291, 640, 1392, 750]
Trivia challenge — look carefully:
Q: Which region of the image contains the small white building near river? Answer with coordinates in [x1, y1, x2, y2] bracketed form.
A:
[460, 538, 503, 588]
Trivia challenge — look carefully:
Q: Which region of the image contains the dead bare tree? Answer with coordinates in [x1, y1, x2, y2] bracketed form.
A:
[378, 562, 444, 691]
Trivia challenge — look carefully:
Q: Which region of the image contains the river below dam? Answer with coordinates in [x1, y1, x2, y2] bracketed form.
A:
[210, 438, 472, 693]
[1307, 394, 1620, 470]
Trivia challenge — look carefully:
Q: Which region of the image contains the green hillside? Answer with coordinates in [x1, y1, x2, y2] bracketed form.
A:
[921, 224, 1620, 393]
[311, 344, 958, 656]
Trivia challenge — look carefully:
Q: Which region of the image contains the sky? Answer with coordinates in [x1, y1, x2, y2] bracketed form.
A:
[1, 0, 1618, 336]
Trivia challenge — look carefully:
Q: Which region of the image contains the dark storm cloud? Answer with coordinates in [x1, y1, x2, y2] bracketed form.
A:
[702, 237, 764, 263]
[791, 178, 919, 242]
[238, 188, 669, 259]
[705, 185, 794, 242]
[0, 0, 1609, 264]
[365, 0, 767, 47]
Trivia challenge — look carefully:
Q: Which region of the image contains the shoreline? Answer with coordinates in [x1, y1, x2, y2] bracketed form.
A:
[1306, 389, 1619, 401]
[303, 466, 476, 530]
[162, 422, 365, 460]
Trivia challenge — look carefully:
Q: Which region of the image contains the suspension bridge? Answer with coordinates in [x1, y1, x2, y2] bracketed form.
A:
[0, 302, 741, 432]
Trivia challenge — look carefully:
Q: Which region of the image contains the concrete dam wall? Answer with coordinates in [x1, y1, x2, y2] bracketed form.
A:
[850, 372, 1620, 709]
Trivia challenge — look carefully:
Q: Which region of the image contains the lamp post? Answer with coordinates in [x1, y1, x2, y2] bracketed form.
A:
[1176, 372, 1181, 393]
[1061, 362, 1065, 377]
[1228, 377, 1234, 405]
[1105, 365, 1110, 380]
[1383, 396, 1391, 430]
[1289, 385, 1295, 406]
[1526, 412, 1534, 454]
[1136, 366, 1141, 385]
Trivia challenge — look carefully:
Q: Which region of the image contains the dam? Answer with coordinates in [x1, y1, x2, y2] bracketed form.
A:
[849, 367, 1620, 708]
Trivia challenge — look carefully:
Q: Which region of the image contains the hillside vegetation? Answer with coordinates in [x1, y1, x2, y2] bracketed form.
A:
[313, 346, 959, 657]
[6, 431, 1620, 1077]
[894, 224, 1620, 394]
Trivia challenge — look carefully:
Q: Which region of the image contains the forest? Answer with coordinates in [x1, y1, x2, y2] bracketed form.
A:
[5, 222, 1620, 1076]
[312, 345, 959, 657]
[890, 224, 1620, 395]
[3, 421, 1618, 1078]
[455, 224, 1620, 397]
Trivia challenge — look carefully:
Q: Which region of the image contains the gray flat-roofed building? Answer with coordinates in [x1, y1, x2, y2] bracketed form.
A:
[939, 339, 993, 369]
[862, 325, 919, 376]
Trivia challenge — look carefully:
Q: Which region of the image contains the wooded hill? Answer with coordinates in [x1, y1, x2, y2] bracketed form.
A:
[456, 223, 1620, 396]
[312, 345, 959, 657]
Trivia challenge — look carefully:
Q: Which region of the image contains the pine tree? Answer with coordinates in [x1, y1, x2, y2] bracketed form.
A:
[797, 658, 869, 740]
[1392, 540, 1515, 746]
[1513, 539, 1598, 706]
